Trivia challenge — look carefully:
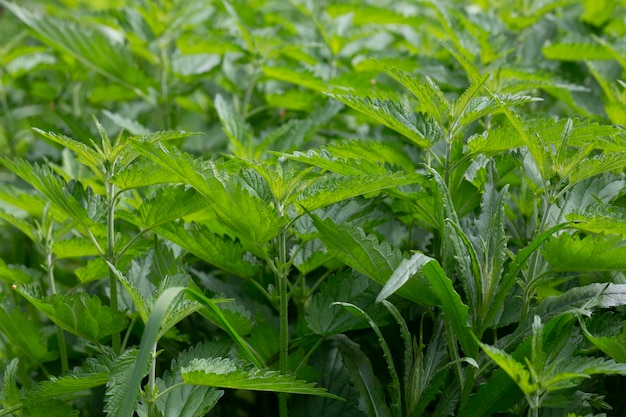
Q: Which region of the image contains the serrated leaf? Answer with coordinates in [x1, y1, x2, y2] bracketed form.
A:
[567, 204, 626, 237]
[52, 237, 101, 258]
[468, 118, 625, 155]
[33, 128, 104, 177]
[26, 352, 114, 401]
[129, 142, 285, 245]
[0, 305, 56, 363]
[0, 158, 101, 234]
[296, 172, 420, 212]
[130, 185, 211, 229]
[380, 64, 450, 125]
[332, 334, 392, 417]
[3, 2, 148, 95]
[543, 41, 615, 61]
[152, 221, 259, 278]
[263, 66, 327, 91]
[305, 272, 383, 336]
[324, 139, 416, 173]
[542, 233, 626, 271]
[536, 283, 626, 320]
[326, 95, 437, 148]
[110, 160, 176, 190]
[23, 399, 79, 417]
[214, 94, 254, 158]
[310, 215, 436, 307]
[3, 358, 20, 407]
[478, 341, 536, 395]
[17, 285, 128, 342]
[181, 357, 341, 399]
[105, 349, 142, 417]
[0, 257, 34, 283]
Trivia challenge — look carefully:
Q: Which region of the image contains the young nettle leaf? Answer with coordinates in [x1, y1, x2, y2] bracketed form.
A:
[130, 141, 286, 245]
[26, 351, 114, 402]
[2, 358, 21, 408]
[151, 221, 260, 278]
[541, 233, 626, 271]
[181, 357, 342, 399]
[214, 94, 255, 159]
[567, 204, 626, 237]
[325, 94, 439, 148]
[33, 128, 105, 178]
[380, 63, 450, 126]
[0, 256, 35, 284]
[310, 214, 437, 307]
[16, 285, 128, 343]
[109, 160, 178, 191]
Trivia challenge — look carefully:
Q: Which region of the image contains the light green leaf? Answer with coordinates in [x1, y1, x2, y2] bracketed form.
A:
[311, 215, 436, 307]
[0, 257, 35, 284]
[33, 128, 104, 177]
[130, 141, 285, 245]
[380, 63, 450, 125]
[567, 204, 626, 237]
[52, 237, 101, 258]
[214, 94, 254, 158]
[109, 160, 177, 190]
[3, 1, 148, 96]
[326, 94, 438, 148]
[181, 357, 342, 399]
[477, 341, 536, 395]
[263, 66, 327, 92]
[3, 358, 20, 407]
[26, 352, 114, 401]
[152, 221, 260, 278]
[543, 41, 615, 61]
[23, 399, 79, 417]
[542, 233, 626, 271]
[296, 172, 420, 212]
[17, 285, 128, 342]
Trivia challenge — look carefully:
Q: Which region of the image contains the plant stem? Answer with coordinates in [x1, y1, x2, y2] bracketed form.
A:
[47, 247, 69, 373]
[277, 227, 289, 417]
[107, 180, 121, 355]
[146, 343, 158, 417]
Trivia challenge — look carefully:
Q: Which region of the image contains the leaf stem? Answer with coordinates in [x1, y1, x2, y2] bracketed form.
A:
[107, 180, 121, 355]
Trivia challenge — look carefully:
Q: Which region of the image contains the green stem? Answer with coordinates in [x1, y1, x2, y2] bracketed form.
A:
[146, 343, 158, 417]
[278, 228, 289, 417]
[47, 248, 69, 373]
[107, 181, 121, 355]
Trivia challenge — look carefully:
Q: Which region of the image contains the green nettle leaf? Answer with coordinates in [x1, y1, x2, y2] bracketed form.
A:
[105, 349, 142, 417]
[123, 185, 211, 229]
[296, 172, 420, 212]
[33, 128, 104, 177]
[377, 252, 474, 357]
[130, 141, 285, 245]
[0, 158, 102, 234]
[17, 285, 128, 343]
[151, 221, 260, 278]
[332, 334, 393, 417]
[181, 357, 341, 399]
[542, 41, 615, 61]
[536, 283, 626, 320]
[110, 160, 179, 190]
[323, 139, 416, 173]
[468, 118, 625, 155]
[380, 63, 450, 125]
[567, 204, 626, 237]
[2, 1, 149, 95]
[541, 233, 626, 271]
[0, 257, 34, 283]
[26, 352, 114, 401]
[214, 93, 254, 158]
[52, 237, 102, 258]
[23, 399, 79, 417]
[583, 324, 626, 363]
[326, 94, 438, 148]
[0, 305, 56, 363]
[305, 272, 384, 336]
[263, 66, 327, 92]
[310, 215, 437, 307]
[3, 358, 20, 407]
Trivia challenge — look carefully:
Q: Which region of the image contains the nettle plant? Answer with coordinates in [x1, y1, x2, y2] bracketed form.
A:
[2, 0, 626, 417]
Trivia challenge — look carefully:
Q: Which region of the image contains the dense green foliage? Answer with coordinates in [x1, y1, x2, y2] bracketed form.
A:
[1, 0, 626, 416]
